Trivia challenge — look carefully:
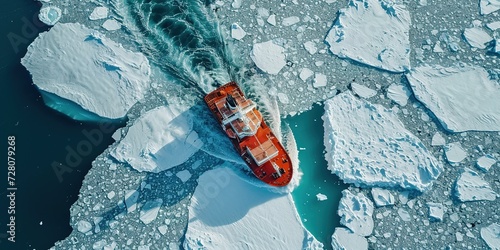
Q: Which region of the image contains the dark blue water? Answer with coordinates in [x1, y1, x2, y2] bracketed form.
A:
[0, 1, 118, 249]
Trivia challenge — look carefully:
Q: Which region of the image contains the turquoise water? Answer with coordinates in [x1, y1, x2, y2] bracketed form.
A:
[288, 104, 348, 249]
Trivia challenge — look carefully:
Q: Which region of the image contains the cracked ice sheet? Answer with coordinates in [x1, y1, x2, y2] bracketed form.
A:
[183, 167, 322, 250]
[110, 105, 203, 173]
[325, 0, 411, 72]
[406, 65, 500, 132]
[323, 92, 442, 192]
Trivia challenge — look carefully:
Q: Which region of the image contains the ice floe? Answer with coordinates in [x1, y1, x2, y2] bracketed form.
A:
[139, 199, 163, 224]
[89, 7, 109, 20]
[102, 19, 122, 31]
[76, 220, 92, 233]
[299, 68, 314, 81]
[454, 168, 497, 202]
[316, 193, 328, 201]
[371, 188, 395, 207]
[444, 142, 468, 165]
[431, 132, 446, 146]
[406, 65, 500, 132]
[313, 73, 327, 88]
[323, 92, 442, 192]
[476, 155, 496, 172]
[325, 0, 411, 72]
[38, 6, 62, 26]
[427, 202, 444, 222]
[338, 190, 374, 236]
[331, 227, 368, 250]
[21, 23, 150, 121]
[125, 190, 139, 213]
[250, 41, 286, 75]
[282, 16, 300, 26]
[111, 106, 202, 173]
[176, 170, 192, 183]
[183, 167, 322, 249]
[480, 223, 500, 249]
[230, 23, 246, 40]
[387, 83, 411, 106]
[463, 27, 493, 49]
[351, 83, 377, 98]
[303, 41, 318, 55]
[480, 0, 500, 15]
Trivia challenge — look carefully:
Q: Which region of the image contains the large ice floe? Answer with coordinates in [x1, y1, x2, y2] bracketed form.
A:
[21, 23, 150, 121]
[250, 40, 286, 75]
[338, 190, 374, 236]
[406, 65, 500, 132]
[183, 167, 322, 249]
[110, 105, 203, 173]
[331, 227, 368, 250]
[454, 168, 497, 202]
[323, 92, 442, 192]
[480, 0, 500, 15]
[481, 223, 500, 249]
[325, 0, 411, 72]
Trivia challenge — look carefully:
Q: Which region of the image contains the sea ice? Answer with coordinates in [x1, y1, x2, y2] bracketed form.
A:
[325, 0, 411, 72]
[282, 16, 300, 26]
[397, 208, 411, 221]
[427, 202, 444, 221]
[487, 21, 500, 30]
[89, 7, 108, 20]
[454, 168, 497, 202]
[463, 27, 493, 49]
[480, 0, 500, 15]
[316, 193, 328, 201]
[176, 170, 192, 183]
[331, 227, 368, 250]
[38, 6, 62, 26]
[183, 168, 322, 249]
[476, 155, 496, 172]
[338, 190, 374, 237]
[371, 188, 395, 207]
[406, 65, 500, 132]
[313, 73, 327, 88]
[111, 106, 203, 173]
[139, 199, 163, 224]
[251, 41, 286, 75]
[267, 14, 276, 26]
[299, 68, 314, 81]
[76, 220, 92, 233]
[480, 223, 500, 250]
[21, 23, 150, 121]
[125, 190, 139, 213]
[444, 142, 468, 165]
[323, 92, 442, 192]
[230, 23, 246, 40]
[431, 133, 446, 146]
[102, 19, 122, 31]
[387, 83, 411, 106]
[351, 83, 377, 98]
[303, 41, 318, 55]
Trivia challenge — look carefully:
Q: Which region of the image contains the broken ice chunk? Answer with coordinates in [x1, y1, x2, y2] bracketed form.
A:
[299, 68, 314, 81]
[476, 155, 496, 172]
[89, 7, 109, 20]
[313, 73, 327, 88]
[38, 7, 62, 26]
[431, 133, 446, 146]
[387, 83, 411, 106]
[76, 220, 92, 233]
[102, 19, 121, 31]
[251, 41, 286, 75]
[463, 27, 493, 49]
[486, 21, 500, 31]
[303, 41, 318, 55]
[331, 227, 368, 250]
[316, 193, 328, 201]
[480, 0, 500, 15]
[282, 16, 300, 26]
[480, 223, 500, 249]
[397, 208, 411, 221]
[338, 190, 374, 236]
[140, 199, 163, 224]
[454, 168, 497, 202]
[230, 23, 246, 40]
[371, 188, 395, 207]
[351, 83, 377, 98]
[125, 190, 140, 213]
[427, 202, 444, 222]
[444, 142, 467, 165]
[267, 14, 277, 26]
[176, 170, 192, 183]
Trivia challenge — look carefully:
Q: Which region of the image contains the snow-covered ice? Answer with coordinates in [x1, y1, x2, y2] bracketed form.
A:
[299, 68, 314, 81]
[313, 73, 327, 88]
[476, 155, 496, 172]
[21, 23, 150, 121]
[89, 7, 108, 20]
[480, 223, 500, 250]
[351, 83, 377, 98]
[183, 167, 322, 249]
[331, 227, 368, 250]
[139, 198, 163, 225]
[102, 19, 122, 31]
[371, 188, 395, 207]
[282, 16, 300, 26]
[325, 0, 411, 72]
[427, 202, 444, 222]
[406, 65, 500, 132]
[444, 142, 468, 165]
[463, 27, 493, 49]
[38, 6, 62, 26]
[250, 41, 286, 75]
[77, 220, 92, 233]
[338, 190, 374, 237]
[387, 83, 411, 106]
[487, 21, 500, 30]
[397, 208, 411, 221]
[125, 190, 139, 213]
[323, 92, 442, 192]
[431, 132, 446, 146]
[303, 41, 318, 55]
[176, 170, 192, 183]
[480, 0, 500, 15]
[230, 23, 246, 40]
[454, 168, 497, 202]
[111, 106, 203, 173]
[316, 193, 328, 201]
[267, 14, 276, 26]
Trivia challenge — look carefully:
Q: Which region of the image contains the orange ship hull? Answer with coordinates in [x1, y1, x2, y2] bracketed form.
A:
[204, 82, 293, 187]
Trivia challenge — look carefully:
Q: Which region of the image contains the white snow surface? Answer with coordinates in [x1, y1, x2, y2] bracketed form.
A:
[427, 202, 444, 221]
[183, 167, 322, 249]
[250, 41, 286, 75]
[444, 142, 468, 165]
[38, 6, 62, 26]
[481, 223, 500, 250]
[371, 188, 395, 207]
[323, 92, 442, 192]
[331, 227, 368, 250]
[480, 0, 500, 15]
[387, 83, 411, 106]
[351, 83, 377, 98]
[454, 168, 497, 202]
[406, 65, 500, 132]
[338, 190, 374, 236]
[325, 0, 411, 73]
[477, 155, 497, 172]
[230, 23, 246, 40]
[463, 27, 493, 49]
[21, 23, 150, 120]
[89, 7, 109, 20]
[111, 106, 203, 173]
[313, 73, 327, 88]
